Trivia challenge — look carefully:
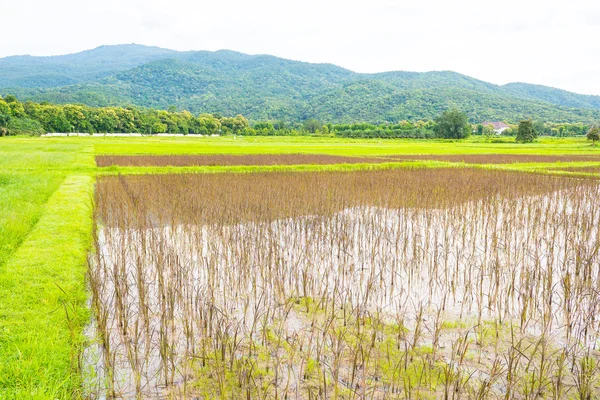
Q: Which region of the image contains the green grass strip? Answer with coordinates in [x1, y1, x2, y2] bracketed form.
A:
[97, 161, 461, 176]
[0, 173, 65, 268]
[0, 175, 94, 399]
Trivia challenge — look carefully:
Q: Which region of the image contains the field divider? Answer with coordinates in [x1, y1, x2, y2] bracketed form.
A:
[0, 174, 94, 399]
[471, 162, 600, 179]
[96, 160, 462, 176]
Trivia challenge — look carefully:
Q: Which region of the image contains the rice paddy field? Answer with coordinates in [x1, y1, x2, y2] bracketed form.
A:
[3, 135, 600, 399]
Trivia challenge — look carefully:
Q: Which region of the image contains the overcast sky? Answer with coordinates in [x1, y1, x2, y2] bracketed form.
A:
[3, 0, 600, 95]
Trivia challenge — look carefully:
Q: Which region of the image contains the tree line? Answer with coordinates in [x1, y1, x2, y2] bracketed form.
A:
[0, 95, 597, 142]
[0, 95, 247, 136]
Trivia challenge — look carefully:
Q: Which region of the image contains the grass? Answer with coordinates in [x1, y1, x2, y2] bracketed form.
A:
[97, 160, 458, 176]
[0, 175, 94, 399]
[91, 135, 600, 156]
[1, 134, 600, 398]
[0, 173, 64, 267]
[0, 140, 94, 399]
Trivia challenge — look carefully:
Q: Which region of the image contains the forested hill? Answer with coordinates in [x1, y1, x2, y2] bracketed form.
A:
[0, 45, 177, 88]
[2, 44, 600, 124]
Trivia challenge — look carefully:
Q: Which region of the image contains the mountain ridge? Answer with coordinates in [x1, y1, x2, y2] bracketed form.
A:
[1, 44, 599, 123]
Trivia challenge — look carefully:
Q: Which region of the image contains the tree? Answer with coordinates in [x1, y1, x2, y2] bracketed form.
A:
[0, 100, 11, 128]
[516, 119, 538, 143]
[3, 94, 17, 103]
[483, 124, 496, 139]
[434, 108, 471, 139]
[63, 104, 90, 132]
[198, 114, 221, 135]
[587, 126, 600, 145]
[303, 118, 322, 134]
[92, 109, 119, 133]
[433, 108, 470, 139]
[232, 115, 249, 134]
[533, 120, 545, 136]
[273, 120, 286, 130]
[151, 122, 168, 133]
[254, 122, 274, 131]
[7, 117, 44, 136]
[9, 101, 26, 118]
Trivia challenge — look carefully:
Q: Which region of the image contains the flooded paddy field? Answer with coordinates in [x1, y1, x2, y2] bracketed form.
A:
[86, 169, 600, 398]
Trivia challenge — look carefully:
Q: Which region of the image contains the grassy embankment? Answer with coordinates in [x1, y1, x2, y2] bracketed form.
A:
[0, 140, 94, 399]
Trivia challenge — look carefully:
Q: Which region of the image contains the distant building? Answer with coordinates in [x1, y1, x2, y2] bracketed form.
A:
[481, 121, 510, 135]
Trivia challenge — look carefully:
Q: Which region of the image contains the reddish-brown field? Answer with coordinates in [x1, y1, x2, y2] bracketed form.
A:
[388, 154, 600, 164]
[95, 154, 387, 167]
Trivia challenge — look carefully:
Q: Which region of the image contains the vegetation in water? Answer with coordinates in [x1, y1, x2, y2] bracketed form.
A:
[87, 168, 600, 398]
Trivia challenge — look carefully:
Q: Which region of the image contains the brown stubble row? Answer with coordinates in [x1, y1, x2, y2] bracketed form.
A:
[389, 154, 600, 164]
[88, 168, 600, 398]
[95, 154, 388, 167]
[95, 168, 581, 227]
[96, 153, 600, 167]
[553, 166, 600, 174]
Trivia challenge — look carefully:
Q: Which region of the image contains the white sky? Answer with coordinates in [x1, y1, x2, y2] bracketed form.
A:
[2, 0, 600, 95]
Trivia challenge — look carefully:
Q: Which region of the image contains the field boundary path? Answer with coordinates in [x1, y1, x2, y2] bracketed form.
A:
[0, 138, 94, 399]
[0, 175, 94, 399]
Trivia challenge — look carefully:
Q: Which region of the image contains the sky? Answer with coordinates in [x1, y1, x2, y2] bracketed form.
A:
[3, 0, 600, 95]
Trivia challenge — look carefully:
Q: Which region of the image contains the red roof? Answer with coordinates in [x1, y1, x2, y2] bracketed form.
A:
[481, 121, 510, 129]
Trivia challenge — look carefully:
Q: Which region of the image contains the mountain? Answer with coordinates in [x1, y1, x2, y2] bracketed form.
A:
[0, 44, 176, 88]
[1, 44, 599, 124]
[503, 82, 600, 110]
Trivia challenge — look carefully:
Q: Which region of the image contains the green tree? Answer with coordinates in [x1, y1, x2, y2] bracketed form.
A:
[7, 117, 44, 136]
[587, 126, 600, 145]
[92, 109, 119, 133]
[303, 118, 322, 134]
[483, 124, 496, 139]
[198, 114, 222, 135]
[3, 94, 18, 103]
[532, 120, 545, 136]
[433, 108, 470, 139]
[31, 104, 71, 132]
[254, 122, 274, 131]
[0, 99, 11, 128]
[232, 115, 249, 134]
[559, 125, 567, 137]
[273, 120, 286, 130]
[8, 101, 26, 118]
[63, 105, 91, 132]
[151, 122, 167, 133]
[516, 119, 537, 143]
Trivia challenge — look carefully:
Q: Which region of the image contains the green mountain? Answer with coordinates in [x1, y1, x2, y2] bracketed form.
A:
[2, 44, 599, 124]
[0, 44, 176, 88]
[503, 82, 600, 110]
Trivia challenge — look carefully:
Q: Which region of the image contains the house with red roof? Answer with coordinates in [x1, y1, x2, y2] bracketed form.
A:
[481, 121, 510, 135]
